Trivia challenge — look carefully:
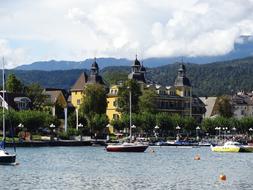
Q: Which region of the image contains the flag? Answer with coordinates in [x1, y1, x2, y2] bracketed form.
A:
[0, 95, 8, 110]
[0, 141, 5, 149]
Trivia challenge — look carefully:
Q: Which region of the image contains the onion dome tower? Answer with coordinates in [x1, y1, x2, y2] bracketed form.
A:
[128, 55, 146, 83]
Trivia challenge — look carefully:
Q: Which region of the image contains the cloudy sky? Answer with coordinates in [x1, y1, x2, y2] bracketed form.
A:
[1, 0, 253, 68]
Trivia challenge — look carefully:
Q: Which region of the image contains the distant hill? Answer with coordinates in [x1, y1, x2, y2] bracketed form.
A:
[6, 56, 253, 96]
[14, 37, 253, 71]
[15, 58, 132, 71]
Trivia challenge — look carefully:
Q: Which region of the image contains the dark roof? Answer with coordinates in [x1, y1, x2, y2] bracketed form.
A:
[44, 90, 64, 104]
[192, 95, 206, 107]
[132, 58, 141, 66]
[174, 76, 191, 87]
[232, 94, 253, 105]
[70, 72, 88, 91]
[129, 56, 146, 83]
[140, 65, 146, 72]
[128, 72, 146, 83]
[91, 61, 99, 70]
[87, 75, 105, 85]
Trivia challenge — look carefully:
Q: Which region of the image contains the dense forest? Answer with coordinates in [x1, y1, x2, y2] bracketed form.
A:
[4, 56, 253, 96]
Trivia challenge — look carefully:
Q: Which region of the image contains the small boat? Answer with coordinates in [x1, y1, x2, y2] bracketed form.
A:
[0, 57, 16, 165]
[211, 141, 253, 153]
[106, 142, 149, 152]
[0, 149, 16, 164]
[243, 144, 253, 152]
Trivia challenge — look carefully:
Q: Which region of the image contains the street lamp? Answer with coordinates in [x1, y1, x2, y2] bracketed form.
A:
[215, 127, 221, 139]
[232, 127, 236, 133]
[77, 123, 83, 141]
[17, 123, 24, 141]
[222, 127, 228, 139]
[50, 123, 55, 129]
[106, 124, 112, 141]
[154, 125, 159, 140]
[77, 123, 83, 130]
[176, 125, 181, 141]
[249, 128, 253, 140]
[50, 123, 55, 141]
[196, 126, 200, 141]
[18, 123, 24, 129]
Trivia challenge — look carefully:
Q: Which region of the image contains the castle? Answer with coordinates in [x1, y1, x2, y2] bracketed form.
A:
[70, 57, 206, 129]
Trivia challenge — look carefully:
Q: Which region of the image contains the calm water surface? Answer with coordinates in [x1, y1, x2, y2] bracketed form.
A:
[1, 146, 253, 190]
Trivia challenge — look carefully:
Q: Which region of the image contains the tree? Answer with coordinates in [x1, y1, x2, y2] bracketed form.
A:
[90, 114, 109, 137]
[156, 113, 174, 137]
[216, 95, 233, 118]
[139, 112, 156, 136]
[182, 117, 197, 134]
[80, 84, 107, 116]
[240, 117, 253, 133]
[2, 110, 60, 134]
[138, 89, 157, 113]
[201, 118, 216, 134]
[79, 84, 107, 135]
[25, 83, 47, 110]
[117, 79, 142, 114]
[6, 74, 24, 93]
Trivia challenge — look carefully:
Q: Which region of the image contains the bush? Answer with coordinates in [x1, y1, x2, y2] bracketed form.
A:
[58, 131, 69, 140]
[0, 110, 61, 136]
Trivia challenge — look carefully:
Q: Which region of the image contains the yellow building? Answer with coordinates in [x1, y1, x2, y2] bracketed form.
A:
[70, 72, 88, 109]
[106, 85, 121, 121]
[105, 57, 205, 123]
[70, 58, 107, 128]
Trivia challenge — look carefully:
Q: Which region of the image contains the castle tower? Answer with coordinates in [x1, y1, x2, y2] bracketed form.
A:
[174, 63, 192, 116]
[128, 55, 146, 83]
[88, 57, 105, 85]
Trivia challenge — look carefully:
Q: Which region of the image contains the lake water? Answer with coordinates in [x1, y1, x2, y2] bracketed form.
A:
[1, 146, 253, 190]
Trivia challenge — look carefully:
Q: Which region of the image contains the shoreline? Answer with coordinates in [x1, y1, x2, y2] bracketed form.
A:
[5, 140, 107, 147]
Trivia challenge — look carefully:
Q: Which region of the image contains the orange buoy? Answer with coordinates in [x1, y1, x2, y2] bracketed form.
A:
[194, 155, 200, 160]
[220, 174, 226, 181]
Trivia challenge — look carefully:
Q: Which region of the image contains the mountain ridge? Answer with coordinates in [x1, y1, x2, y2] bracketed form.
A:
[6, 56, 253, 96]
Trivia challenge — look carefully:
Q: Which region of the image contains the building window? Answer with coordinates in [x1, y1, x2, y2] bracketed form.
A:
[77, 99, 81, 105]
[75, 92, 77, 95]
[113, 101, 118, 107]
[241, 110, 244, 115]
[113, 114, 119, 120]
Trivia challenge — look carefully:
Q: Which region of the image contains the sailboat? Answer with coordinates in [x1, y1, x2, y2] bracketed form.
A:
[0, 57, 16, 164]
[106, 88, 149, 152]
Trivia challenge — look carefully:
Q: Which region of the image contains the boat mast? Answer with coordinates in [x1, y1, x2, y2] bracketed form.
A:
[2, 57, 5, 141]
[129, 88, 132, 141]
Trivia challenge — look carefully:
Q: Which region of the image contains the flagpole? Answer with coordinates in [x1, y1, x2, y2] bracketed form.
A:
[2, 57, 5, 142]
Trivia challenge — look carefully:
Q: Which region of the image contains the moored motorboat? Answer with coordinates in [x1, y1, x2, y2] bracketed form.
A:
[242, 144, 253, 152]
[106, 142, 149, 152]
[211, 141, 253, 153]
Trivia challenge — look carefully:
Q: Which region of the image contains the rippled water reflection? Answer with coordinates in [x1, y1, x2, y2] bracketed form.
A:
[1, 146, 253, 190]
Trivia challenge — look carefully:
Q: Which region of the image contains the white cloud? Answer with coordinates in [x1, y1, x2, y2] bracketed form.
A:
[0, 0, 253, 67]
[0, 39, 28, 68]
